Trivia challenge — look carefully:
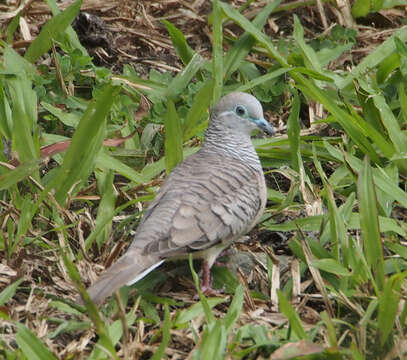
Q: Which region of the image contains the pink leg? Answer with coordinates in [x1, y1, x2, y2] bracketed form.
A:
[199, 260, 224, 296]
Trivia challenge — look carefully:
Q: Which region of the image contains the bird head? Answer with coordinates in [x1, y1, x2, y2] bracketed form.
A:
[210, 92, 275, 136]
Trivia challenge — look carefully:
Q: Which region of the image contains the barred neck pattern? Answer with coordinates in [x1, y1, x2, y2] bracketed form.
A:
[202, 121, 262, 171]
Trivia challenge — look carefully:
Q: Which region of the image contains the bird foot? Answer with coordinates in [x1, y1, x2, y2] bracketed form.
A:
[193, 259, 225, 299]
[201, 285, 225, 297]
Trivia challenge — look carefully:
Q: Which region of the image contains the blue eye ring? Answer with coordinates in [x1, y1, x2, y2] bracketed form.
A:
[235, 105, 247, 117]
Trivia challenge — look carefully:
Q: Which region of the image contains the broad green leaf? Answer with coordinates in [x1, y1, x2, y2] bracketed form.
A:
[24, 0, 83, 62]
[311, 259, 351, 276]
[41, 102, 80, 128]
[352, 0, 371, 18]
[53, 84, 119, 204]
[164, 100, 183, 173]
[385, 241, 407, 260]
[4, 46, 38, 80]
[377, 53, 400, 84]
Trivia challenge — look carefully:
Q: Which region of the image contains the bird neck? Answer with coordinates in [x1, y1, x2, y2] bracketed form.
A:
[202, 123, 262, 170]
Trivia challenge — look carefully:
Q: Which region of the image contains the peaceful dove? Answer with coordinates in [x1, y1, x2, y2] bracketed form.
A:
[87, 92, 274, 304]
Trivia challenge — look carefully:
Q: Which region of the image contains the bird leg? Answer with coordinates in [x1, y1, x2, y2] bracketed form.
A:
[201, 259, 212, 291]
[199, 259, 224, 296]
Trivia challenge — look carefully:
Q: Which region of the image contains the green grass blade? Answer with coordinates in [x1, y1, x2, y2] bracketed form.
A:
[372, 91, 407, 156]
[53, 84, 119, 204]
[183, 79, 214, 141]
[45, 0, 88, 56]
[162, 20, 195, 66]
[165, 53, 204, 100]
[0, 82, 12, 139]
[311, 259, 351, 276]
[219, 2, 288, 67]
[223, 285, 244, 333]
[6, 11, 21, 44]
[24, 0, 82, 63]
[233, 67, 289, 93]
[324, 141, 407, 208]
[223, 0, 281, 78]
[0, 279, 23, 306]
[293, 15, 321, 72]
[295, 78, 381, 163]
[164, 100, 183, 173]
[94, 169, 117, 247]
[175, 298, 226, 326]
[313, 144, 347, 260]
[278, 290, 308, 339]
[0, 161, 39, 190]
[12, 105, 38, 164]
[339, 26, 407, 89]
[95, 152, 146, 184]
[198, 322, 227, 359]
[60, 246, 118, 360]
[287, 87, 301, 172]
[4, 46, 38, 80]
[212, 0, 223, 102]
[151, 304, 172, 360]
[16, 323, 57, 360]
[398, 82, 407, 126]
[357, 157, 385, 291]
[378, 272, 407, 345]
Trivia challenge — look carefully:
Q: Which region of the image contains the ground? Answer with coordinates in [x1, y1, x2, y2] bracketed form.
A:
[1, 0, 407, 358]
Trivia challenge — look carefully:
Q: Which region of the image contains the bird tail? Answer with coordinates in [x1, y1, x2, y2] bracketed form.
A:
[86, 251, 163, 305]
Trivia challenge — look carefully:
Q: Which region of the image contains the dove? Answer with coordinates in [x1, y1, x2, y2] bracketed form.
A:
[87, 92, 274, 304]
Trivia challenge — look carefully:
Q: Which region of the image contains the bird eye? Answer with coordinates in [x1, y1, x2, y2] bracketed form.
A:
[235, 105, 247, 117]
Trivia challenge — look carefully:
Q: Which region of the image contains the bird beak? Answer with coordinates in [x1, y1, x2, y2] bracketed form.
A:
[255, 118, 275, 135]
